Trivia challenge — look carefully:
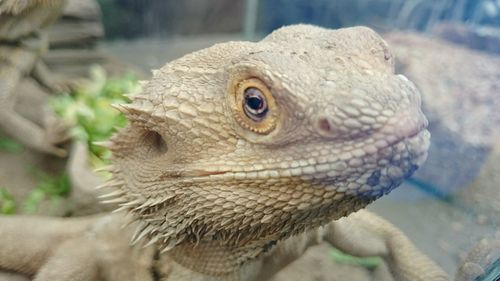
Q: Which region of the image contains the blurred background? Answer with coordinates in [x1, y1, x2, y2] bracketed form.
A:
[0, 0, 499, 280]
[96, 0, 500, 70]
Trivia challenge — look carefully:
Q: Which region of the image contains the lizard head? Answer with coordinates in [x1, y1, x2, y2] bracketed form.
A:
[106, 25, 430, 252]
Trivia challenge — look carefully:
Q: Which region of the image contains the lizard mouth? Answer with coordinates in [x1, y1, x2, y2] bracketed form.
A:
[377, 117, 428, 154]
[169, 128, 429, 184]
[161, 110, 430, 182]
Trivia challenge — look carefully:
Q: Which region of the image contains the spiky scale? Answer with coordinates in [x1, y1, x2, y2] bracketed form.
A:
[131, 225, 155, 245]
[101, 197, 128, 204]
[94, 166, 115, 173]
[113, 205, 130, 214]
[98, 190, 124, 199]
[92, 141, 114, 149]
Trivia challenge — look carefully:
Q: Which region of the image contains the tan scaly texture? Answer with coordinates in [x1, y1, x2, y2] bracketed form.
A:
[0, 25, 449, 281]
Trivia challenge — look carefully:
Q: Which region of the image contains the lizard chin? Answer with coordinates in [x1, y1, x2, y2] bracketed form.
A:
[334, 128, 430, 199]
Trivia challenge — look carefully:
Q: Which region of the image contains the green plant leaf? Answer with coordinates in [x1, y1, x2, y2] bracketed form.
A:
[0, 137, 24, 153]
[23, 189, 45, 214]
[0, 187, 16, 214]
[50, 66, 138, 170]
[23, 170, 71, 214]
[330, 248, 381, 270]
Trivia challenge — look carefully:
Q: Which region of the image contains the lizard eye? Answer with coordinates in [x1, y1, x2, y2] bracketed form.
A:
[231, 78, 279, 134]
[243, 87, 268, 121]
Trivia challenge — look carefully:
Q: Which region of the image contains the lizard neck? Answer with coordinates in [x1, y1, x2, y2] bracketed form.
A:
[156, 196, 372, 279]
[166, 239, 272, 279]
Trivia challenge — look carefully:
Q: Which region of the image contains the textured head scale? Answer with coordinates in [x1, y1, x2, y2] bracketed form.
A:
[105, 25, 430, 256]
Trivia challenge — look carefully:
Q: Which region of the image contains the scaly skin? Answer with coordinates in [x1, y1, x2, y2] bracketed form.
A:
[0, 0, 67, 156]
[0, 25, 449, 281]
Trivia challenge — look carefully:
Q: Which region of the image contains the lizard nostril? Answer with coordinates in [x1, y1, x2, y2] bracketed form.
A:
[317, 118, 333, 134]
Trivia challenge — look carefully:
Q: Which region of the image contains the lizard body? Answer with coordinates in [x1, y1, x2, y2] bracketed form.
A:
[0, 0, 68, 156]
[0, 25, 448, 281]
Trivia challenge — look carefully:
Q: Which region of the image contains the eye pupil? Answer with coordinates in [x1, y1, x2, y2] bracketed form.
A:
[246, 96, 263, 110]
[243, 87, 268, 121]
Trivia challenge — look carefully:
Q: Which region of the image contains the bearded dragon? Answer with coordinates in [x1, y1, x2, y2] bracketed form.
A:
[0, 0, 68, 156]
[0, 25, 449, 281]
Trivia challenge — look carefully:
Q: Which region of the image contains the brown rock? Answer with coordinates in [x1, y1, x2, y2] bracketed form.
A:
[47, 21, 104, 48]
[456, 137, 500, 223]
[433, 22, 500, 55]
[63, 0, 102, 21]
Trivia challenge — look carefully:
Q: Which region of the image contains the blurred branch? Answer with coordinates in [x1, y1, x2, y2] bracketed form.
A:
[243, 0, 259, 40]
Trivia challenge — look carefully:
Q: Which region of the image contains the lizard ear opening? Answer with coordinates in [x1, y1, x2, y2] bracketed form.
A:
[229, 78, 280, 135]
[141, 130, 168, 155]
[110, 126, 168, 160]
